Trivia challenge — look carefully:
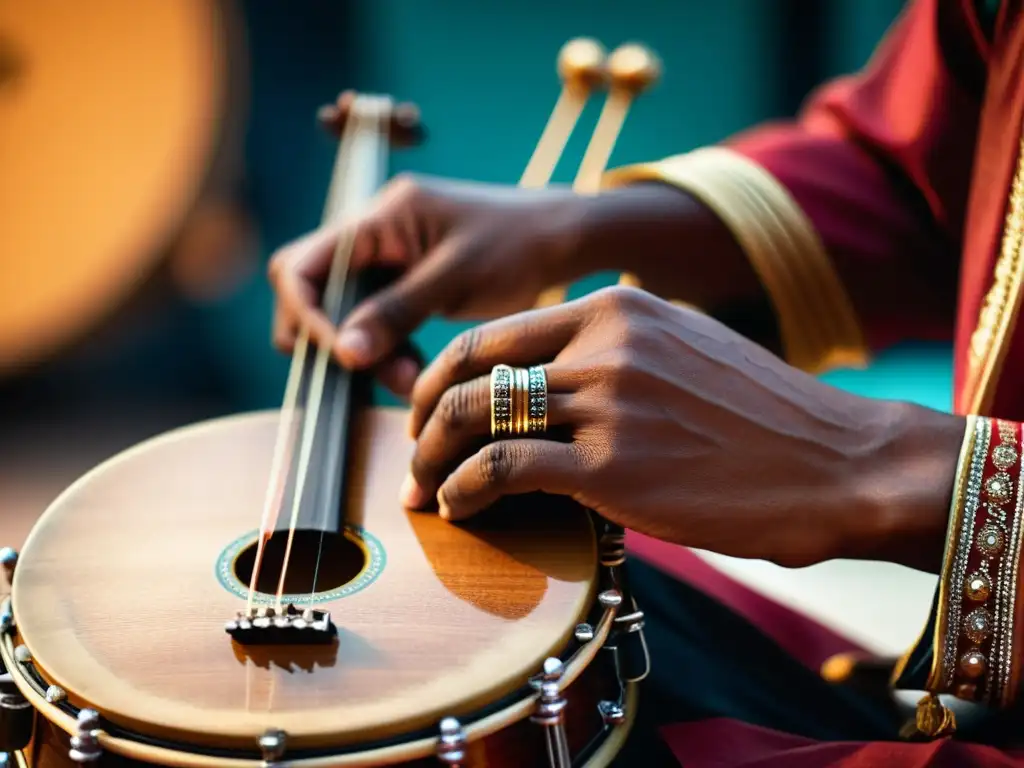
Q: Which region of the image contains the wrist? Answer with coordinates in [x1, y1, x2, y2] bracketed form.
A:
[839, 401, 965, 572]
[569, 183, 765, 309]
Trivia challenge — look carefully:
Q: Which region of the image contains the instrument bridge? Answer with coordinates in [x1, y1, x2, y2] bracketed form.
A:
[225, 605, 336, 646]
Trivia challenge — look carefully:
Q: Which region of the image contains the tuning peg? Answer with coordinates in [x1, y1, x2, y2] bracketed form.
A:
[317, 90, 425, 148]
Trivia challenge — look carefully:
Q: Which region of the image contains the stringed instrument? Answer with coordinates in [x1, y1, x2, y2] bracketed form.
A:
[0, 0, 245, 374]
[0, 41, 661, 767]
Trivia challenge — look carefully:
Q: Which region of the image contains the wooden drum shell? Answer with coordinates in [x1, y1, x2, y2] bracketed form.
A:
[1, 408, 638, 766]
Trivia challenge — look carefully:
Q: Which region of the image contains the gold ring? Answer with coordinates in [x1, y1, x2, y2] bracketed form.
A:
[490, 364, 549, 438]
[490, 364, 513, 438]
[525, 365, 548, 434]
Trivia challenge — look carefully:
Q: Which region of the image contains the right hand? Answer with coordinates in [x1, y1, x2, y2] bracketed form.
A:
[269, 173, 592, 396]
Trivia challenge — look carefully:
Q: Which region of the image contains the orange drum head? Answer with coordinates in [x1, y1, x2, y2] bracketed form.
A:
[0, 0, 228, 372]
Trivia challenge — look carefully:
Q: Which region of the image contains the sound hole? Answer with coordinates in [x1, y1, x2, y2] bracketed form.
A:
[233, 529, 367, 596]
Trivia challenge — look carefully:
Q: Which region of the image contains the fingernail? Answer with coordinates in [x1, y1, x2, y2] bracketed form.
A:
[400, 473, 427, 509]
[335, 327, 372, 364]
[437, 491, 452, 521]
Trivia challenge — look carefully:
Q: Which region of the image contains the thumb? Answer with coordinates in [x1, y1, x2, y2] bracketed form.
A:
[334, 239, 465, 369]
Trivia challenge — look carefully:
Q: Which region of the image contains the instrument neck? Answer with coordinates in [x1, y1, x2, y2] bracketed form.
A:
[284, 100, 391, 535]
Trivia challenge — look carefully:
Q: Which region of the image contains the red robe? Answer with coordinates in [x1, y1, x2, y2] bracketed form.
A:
[624, 0, 1024, 763]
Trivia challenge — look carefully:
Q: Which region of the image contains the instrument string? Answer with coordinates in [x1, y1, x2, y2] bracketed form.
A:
[244, 104, 363, 614]
[273, 97, 391, 611]
[307, 98, 391, 603]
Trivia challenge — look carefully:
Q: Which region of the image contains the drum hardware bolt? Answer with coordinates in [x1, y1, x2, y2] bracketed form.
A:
[598, 590, 622, 608]
[529, 656, 566, 690]
[11, 647, 28, 665]
[598, 533, 626, 568]
[45, 685, 66, 704]
[0, 607, 13, 635]
[0, 550, 16, 585]
[0, 672, 33, 751]
[531, 658, 571, 768]
[598, 700, 626, 726]
[68, 708, 102, 764]
[574, 623, 594, 643]
[435, 717, 466, 765]
[614, 610, 645, 631]
[258, 728, 287, 763]
[542, 657, 564, 680]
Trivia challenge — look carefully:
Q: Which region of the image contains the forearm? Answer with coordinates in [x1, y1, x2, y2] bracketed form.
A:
[576, 183, 767, 315]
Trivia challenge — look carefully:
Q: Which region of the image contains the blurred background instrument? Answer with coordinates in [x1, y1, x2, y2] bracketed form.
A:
[0, 0, 249, 375]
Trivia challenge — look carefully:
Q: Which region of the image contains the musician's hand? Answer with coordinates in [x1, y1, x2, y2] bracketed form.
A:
[401, 285, 964, 570]
[268, 175, 593, 396]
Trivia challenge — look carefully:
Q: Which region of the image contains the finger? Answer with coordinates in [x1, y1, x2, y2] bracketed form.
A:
[436, 440, 581, 522]
[376, 356, 421, 399]
[401, 373, 581, 509]
[374, 340, 426, 399]
[269, 225, 349, 353]
[409, 305, 582, 437]
[334, 236, 470, 370]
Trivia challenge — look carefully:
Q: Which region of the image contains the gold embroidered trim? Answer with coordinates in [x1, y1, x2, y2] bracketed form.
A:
[966, 135, 1024, 414]
[926, 417, 1024, 705]
[603, 148, 868, 374]
[930, 415, 987, 690]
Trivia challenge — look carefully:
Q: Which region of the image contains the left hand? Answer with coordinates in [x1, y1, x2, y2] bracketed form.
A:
[399, 285, 957, 569]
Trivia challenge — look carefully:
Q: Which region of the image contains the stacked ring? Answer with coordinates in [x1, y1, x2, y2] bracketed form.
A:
[490, 364, 548, 438]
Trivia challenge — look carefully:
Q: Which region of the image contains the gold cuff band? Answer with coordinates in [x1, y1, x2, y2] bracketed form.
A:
[603, 147, 868, 374]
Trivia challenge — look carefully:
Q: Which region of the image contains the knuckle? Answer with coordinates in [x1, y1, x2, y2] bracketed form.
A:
[437, 384, 472, 431]
[266, 250, 288, 286]
[446, 328, 482, 379]
[589, 284, 649, 317]
[479, 441, 516, 487]
[367, 292, 414, 334]
[386, 172, 425, 204]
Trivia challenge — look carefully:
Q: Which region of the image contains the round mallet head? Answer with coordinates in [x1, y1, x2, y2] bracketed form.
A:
[557, 38, 608, 91]
[607, 43, 661, 95]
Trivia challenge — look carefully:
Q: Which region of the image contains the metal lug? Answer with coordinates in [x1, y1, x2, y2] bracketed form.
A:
[68, 709, 102, 764]
[45, 685, 66, 704]
[0, 550, 16, 585]
[598, 699, 626, 726]
[574, 623, 594, 643]
[258, 729, 287, 763]
[531, 657, 571, 768]
[435, 717, 466, 765]
[0, 673, 32, 751]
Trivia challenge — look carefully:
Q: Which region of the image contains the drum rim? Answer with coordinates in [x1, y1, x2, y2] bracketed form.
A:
[9, 408, 607, 753]
[1, 592, 631, 766]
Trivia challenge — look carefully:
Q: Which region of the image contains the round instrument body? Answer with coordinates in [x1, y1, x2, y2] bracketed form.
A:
[6, 409, 633, 765]
[0, 0, 238, 372]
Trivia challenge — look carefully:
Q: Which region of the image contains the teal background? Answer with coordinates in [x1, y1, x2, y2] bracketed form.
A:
[171, 2, 952, 417]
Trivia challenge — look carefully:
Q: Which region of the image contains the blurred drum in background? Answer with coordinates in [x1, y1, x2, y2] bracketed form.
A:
[0, 0, 249, 377]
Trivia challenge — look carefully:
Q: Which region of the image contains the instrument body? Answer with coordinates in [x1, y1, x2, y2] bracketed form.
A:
[2, 409, 638, 766]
